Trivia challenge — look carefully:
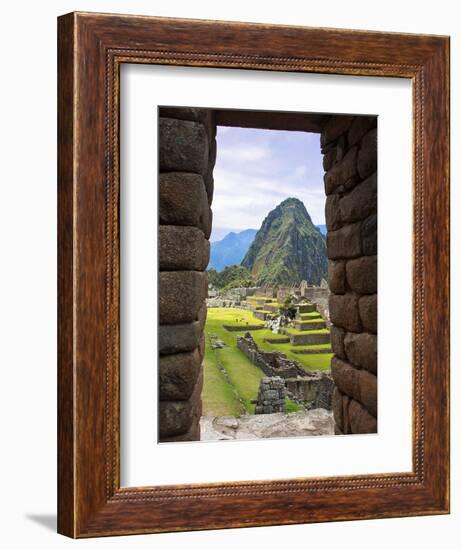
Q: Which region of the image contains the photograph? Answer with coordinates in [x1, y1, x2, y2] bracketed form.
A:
[158, 107, 378, 442]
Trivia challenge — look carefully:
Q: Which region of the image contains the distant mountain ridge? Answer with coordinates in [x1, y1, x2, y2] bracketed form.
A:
[241, 198, 327, 286]
[209, 229, 257, 272]
[316, 224, 327, 236]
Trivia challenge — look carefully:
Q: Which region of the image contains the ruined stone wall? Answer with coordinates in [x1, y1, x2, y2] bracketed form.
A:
[237, 332, 305, 379]
[285, 374, 334, 410]
[254, 377, 286, 414]
[158, 107, 216, 441]
[321, 115, 378, 434]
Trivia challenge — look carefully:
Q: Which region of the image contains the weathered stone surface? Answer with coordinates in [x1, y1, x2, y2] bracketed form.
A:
[159, 349, 202, 401]
[344, 332, 377, 374]
[330, 325, 346, 359]
[159, 372, 202, 439]
[197, 303, 207, 331]
[159, 271, 207, 324]
[159, 172, 211, 234]
[331, 357, 359, 401]
[324, 147, 358, 195]
[327, 222, 362, 259]
[358, 128, 377, 179]
[321, 115, 354, 148]
[329, 293, 362, 332]
[335, 134, 347, 163]
[359, 294, 377, 334]
[332, 387, 344, 431]
[347, 398, 377, 434]
[339, 172, 377, 223]
[158, 399, 192, 438]
[203, 206, 213, 240]
[204, 173, 214, 205]
[348, 116, 377, 147]
[325, 194, 342, 231]
[322, 146, 337, 172]
[159, 106, 212, 123]
[159, 226, 209, 271]
[328, 260, 346, 294]
[198, 334, 206, 362]
[331, 358, 377, 417]
[341, 392, 351, 434]
[345, 255, 377, 294]
[159, 321, 202, 355]
[200, 409, 334, 440]
[361, 214, 377, 256]
[204, 139, 217, 204]
[358, 370, 377, 416]
[159, 117, 209, 173]
[160, 418, 201, 442]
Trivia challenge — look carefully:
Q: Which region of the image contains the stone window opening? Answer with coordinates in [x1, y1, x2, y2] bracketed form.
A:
[158, 107, 377, 442]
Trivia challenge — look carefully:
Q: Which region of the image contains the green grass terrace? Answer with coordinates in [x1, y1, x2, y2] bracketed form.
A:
[202, 307, 333, 417]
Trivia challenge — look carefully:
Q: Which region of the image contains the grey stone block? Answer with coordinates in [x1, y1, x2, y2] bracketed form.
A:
[159, 271, 207, 325]
[159, 117, 209, 174]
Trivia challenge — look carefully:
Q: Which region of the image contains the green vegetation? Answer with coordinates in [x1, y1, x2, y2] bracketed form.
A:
[298, 312, 322, 319]
[202, 345, 243, 417]
[207, 265, 254, 290]
[211, 308, 265, 328]
[279, 296, 297, 319]
[285, 399, 302, 413]
[285, 327, 329, 335]
[202, 308, 333, 416]
[241, 198, 327, 286]
[202, 309, 264, 415]
[250, 326, 332, 372]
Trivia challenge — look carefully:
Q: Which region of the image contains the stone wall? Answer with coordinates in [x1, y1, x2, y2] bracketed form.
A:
[321, 115, 378, 434]
[158, 107, 216, 441]
[237, 332, 306, 379]
[285, 374, 334, 410]
[157, 109, 377, 439]
[253, 377, 286, 414]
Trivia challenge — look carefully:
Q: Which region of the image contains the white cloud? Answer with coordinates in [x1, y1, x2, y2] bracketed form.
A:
[218, 144, 269, 162]
[211, 126, 326, 240]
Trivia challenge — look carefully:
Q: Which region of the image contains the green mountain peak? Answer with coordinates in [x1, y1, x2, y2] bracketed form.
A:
[241, 198, 327, 286]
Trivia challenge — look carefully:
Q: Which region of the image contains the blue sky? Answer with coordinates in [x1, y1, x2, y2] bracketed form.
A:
[211, 126, 325, 242]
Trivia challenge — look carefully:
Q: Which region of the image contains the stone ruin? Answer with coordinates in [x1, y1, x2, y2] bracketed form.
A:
[253, 377, 286, 414]
[285, 374, 334, 410]
[158, 107, 377, 441]
[238, 332, 334, 412]
[237, 332, 306, 379]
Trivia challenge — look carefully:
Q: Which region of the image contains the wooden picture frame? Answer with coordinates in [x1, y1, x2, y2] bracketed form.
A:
[57, 12, 450, 537]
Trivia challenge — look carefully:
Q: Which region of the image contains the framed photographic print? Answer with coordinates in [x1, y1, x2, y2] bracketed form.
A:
[57, 12, 450, 537]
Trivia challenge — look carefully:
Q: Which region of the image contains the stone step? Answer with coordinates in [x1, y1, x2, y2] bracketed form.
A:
[297, 312, 322, 320]
[291, 347, 332, 355]
[251, 297, 274, 304]
[253, 310, 272, 321]
[223, 324, 264, 332]
[289, 332, 331, 346]
[297, 303, 316, 314]
[266, 304, 281, 313]
[263, 337, 291, 344]
[293, 320, 327, 331]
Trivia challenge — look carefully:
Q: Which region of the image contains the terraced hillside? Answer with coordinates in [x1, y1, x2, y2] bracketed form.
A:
[202, 305, 333, 417]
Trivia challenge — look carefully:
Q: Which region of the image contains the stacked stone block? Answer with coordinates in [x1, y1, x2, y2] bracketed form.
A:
[237, 332, 306, 379]
[158, 107, 216, 442]
[254, 377, 286, 414]
[321, 115, 378, 434]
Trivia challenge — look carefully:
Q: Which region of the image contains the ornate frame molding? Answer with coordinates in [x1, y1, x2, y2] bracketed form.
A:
[58, 12, 449, 537]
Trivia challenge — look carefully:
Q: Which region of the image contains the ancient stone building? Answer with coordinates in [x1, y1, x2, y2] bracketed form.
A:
[322, 116, 378, 434]
[158, 107, 216, 441]
[158, 108, 377, 441]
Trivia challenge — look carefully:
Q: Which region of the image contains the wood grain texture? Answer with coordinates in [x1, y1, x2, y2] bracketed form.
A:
[57, 11, 450, 538]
